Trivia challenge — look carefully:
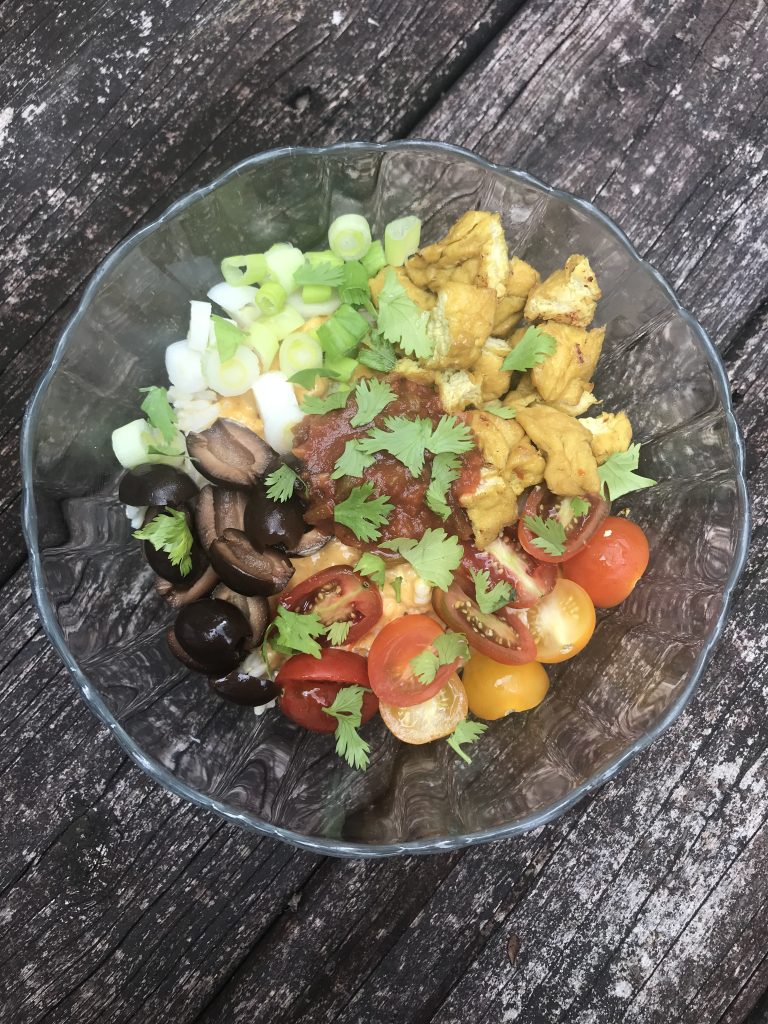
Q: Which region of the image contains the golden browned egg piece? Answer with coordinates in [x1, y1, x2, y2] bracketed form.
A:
[527, 321, 605, 406]
[516, 404, 600, 495]
[405, 210, 509, 297]
[524, 254, 601, 328]
[459, 467, 520, 549]
[425, 281, 496, 370]
[435, 368, 484, 414]
[493, 257, 541, 336]
[369, 265, 435, 311]
[217, 392, 263, 435]
[579, 411, 633, 464]
[471, 337, 513, 402]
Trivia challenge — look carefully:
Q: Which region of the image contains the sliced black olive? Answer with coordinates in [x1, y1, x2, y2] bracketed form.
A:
[212, 584, 269, 646]
[119, 464, 198, 507]
[156, 565, 219, 608]
[194, 485, 248, 551]
[243, 484, 305, 552]
[285, 528, 331, 558]
[187, 419, 280, 488]
[173, 597, 251, 674]
[209, 528, 294, 597]
[208, 671, 280, 707]
[167, 626, 212, 673]
[141, 506, 208, 587]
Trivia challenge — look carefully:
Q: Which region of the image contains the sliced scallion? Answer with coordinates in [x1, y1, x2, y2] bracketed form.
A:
[202, 345, 261, 397]
[361, 240, 386, 277]
[328, 214, 372, 262]
[278, 332, 324, 378]
[384, 216, 421, 266]
[301, 284, 332, 304]
[247, 321, 281, 373]
[187, 300, 212, 353]
[256, 281, 287, 316]
[264, 243, 305, 294]
[221, 254, 269, 286]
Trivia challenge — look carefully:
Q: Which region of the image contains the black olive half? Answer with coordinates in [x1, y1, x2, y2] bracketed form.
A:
[212, 584, 269, 647]
[167, 626, 212, 673]
[140, 506, 208, 588]
[243, 484, 305, 552]
[195, 485, 248, 551]
[285, 528, 331, 558]
[119, 464, 198, 507]
[208, 671, 280, 707]
[186, 419, 281, 488]
[209, 528, 294, 597]
[156, 565, 219, 608]
[173, 598, 251, 674]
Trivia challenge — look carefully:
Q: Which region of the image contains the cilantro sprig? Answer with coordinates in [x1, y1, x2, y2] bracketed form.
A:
[390, 576, 403, 602]
[264, 464, 302, 502]
[354, 552, 387, 587]
[425, 452, 460, 520]
[356, 414, 473, 479]
[293, 258, 345, 288]
[598, 444, 657, 501]
[470, 568, 514, 614]
[358, 331, 398, 373]
[410, 631, 470, 686]
[502, 326, 557, 372]
[483, 402, 517, 420]
[300, 386, 351, 416]
[350, 378, 396, 427]
[322, 685, 371, 770]
[271, 606, 326, 659]
[381, 528, 462, 591]
[139, 386, 178, 445]
[376, 270, 432, 359]
[210, 314, 244, 362]
[325, 620, 352, 646]
[331, 440, 375, 480]
[522, 514, 567, 557]
[133, 507, 194, 576]
[334, 483, 394, 543]
[446, 719, 488, 765]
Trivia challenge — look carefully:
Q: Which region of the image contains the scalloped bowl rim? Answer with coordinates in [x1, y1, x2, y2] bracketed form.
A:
[20, 140, 751, 857]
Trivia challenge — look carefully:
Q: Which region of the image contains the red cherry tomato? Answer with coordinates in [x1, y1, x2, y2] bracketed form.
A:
[562, 516, 650, 608]
[461, 531, 557, 608]
[367, 615, 458, 707]
[517, 486, 609, 564]
[280, 565, 382, 646]
[277, 649, 378, 732]
[433, 584, 537, 665]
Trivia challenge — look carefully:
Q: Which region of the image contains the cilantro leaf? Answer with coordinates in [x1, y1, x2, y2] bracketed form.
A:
[598, 444, 657, 501]
[381, 528, 462, 591]
[288, 367, 341, 389]
[300, 386, 351, 416]
[354, 552, 387, 587]
[358, 331, 398, 373]
[409, 648, 440, 686]
[425, 452, 460, 520]
[133, 507, 193, 576]
[502, 326, 557, 372]
[332, 440, 376, 480]
[411, 631, 469, 685]
[484, 402, 517, 420]
[446, 719, 488, 765]
[322, 685, 371, 770]
[272, 606, 326, 659]
[358, 416, 433, 477]
[428, 415, 475, 456]
[350, 378, 397, 427]
[139, 386, 178, 445]
[390, 576, 403, 602]
[376, 269, 432, 359]
[325, 620, 352, 646]
[265, 464, 301, 502]
[339, 260, 375, 311]
[523, 514, 567, 557]
[211, 314, 244, 362]
[470, 568, 513, 614]
[333, 483, 394, 543]
[293, 258, 345, 288]
[569, 496, 590, 518]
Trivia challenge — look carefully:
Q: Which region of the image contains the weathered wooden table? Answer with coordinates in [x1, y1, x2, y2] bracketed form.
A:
[2, 1, 767, 1020]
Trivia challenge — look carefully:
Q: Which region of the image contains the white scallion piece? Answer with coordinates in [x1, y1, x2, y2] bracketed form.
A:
[278, 332, 323, 378]
[202, 345, 261, 397]
[286, 289, 341, 319]
[187, 300, 212, 353]
[252, 371, 303, 455]
[165, 341, 207, 394]
[264, 243, 305, 294]
[207, 282, 261, 330]
[112, 418, 151, 469]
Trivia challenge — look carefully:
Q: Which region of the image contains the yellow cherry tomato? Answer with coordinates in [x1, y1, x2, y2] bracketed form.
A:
[526, 578, 596, 664]
[379, 673, 468, 744]
[462, 654, 550, 720]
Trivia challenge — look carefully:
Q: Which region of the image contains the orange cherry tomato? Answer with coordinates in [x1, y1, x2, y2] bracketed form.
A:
[379, 673, 468, 744]
[562, 516, 650, 608]
[462, 654, 549, 719]
[526, 579, 596, 664]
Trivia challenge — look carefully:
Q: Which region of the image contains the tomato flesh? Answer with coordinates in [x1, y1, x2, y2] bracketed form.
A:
[463, 654, 549, 719]
[433, 584, 537, 665]
[380, 673, 468, 743]
[562, 516, 649, 607]
[518, 486, 609, 564]
[462, 532, 557, 608]
[277, 649, 378, 732]
[280, 565, 382, 645]
[526, 578, 596, 664]
[367, 615, 456, 707]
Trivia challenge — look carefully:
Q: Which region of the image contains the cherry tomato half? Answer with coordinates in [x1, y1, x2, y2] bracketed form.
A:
[433, 584, 537, 665]
[367, 615, 457, 707]
[462, 654, 549, 719]
[517, 486, 609, 564]
[526, 578, 596, 664]
[562, 516, 650, 608]
[277, 649, 378, 733]
[461, 531, 557, 608]
[280, 565, 382, 646]
[380, 673, 468, 744]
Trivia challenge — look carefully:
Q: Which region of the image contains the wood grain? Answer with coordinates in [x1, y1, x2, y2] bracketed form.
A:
[2, 0, 767, 1021]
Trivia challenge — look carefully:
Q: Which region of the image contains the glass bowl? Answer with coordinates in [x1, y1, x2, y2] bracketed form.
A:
[21, 141, 749, 857]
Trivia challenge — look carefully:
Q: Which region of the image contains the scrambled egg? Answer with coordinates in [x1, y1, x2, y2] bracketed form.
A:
[580, 411, 633, 464]
[528, 321, 605, 405]
[516, 405, 600, 496]
[404, 210, 509, 297]
[524, 254, 601, 328]
[369, 266, 435, 311]
[493, 257, 540, 336]
[425, 281, 496, 370]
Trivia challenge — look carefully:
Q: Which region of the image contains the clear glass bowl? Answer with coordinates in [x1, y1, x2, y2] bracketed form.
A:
[21, 141, 750, 857]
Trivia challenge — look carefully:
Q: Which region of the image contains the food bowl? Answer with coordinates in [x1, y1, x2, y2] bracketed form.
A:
[21, 141, 749, 856]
